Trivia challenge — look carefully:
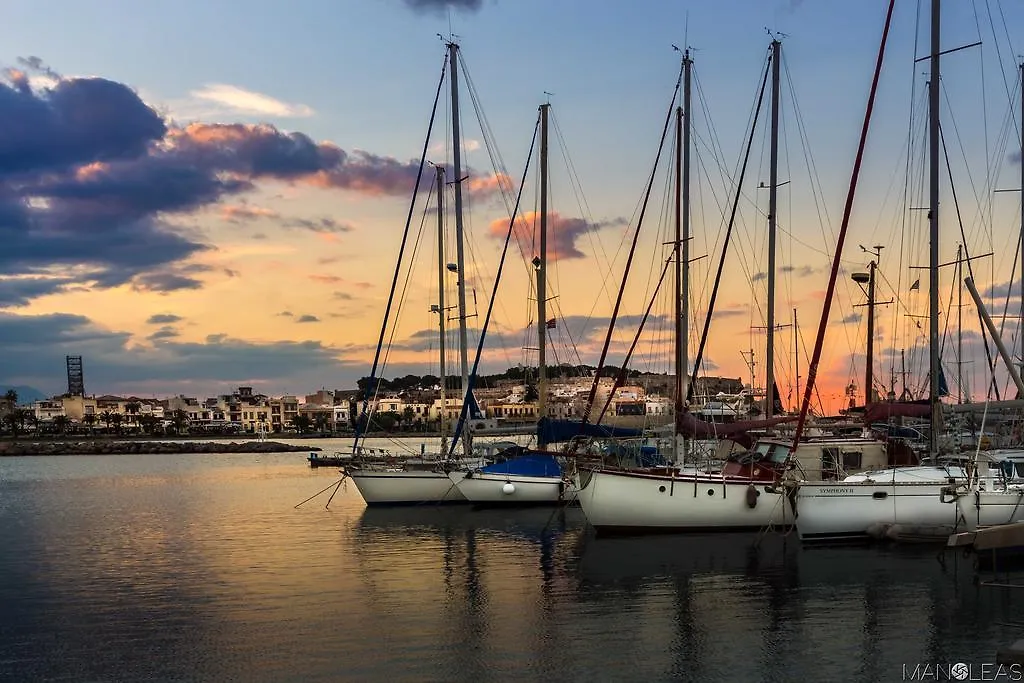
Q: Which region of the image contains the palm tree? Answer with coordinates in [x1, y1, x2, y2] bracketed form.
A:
[4, 389, 17, 406]
[312, 412, 330, 434]
[99, 410, 115, 432]
[170, 409, 190, 435]
[109, 413, 124, 435]
[82, 413, 97, 435]
[291, 414, 312, 434]
[52, 415, 70, 435]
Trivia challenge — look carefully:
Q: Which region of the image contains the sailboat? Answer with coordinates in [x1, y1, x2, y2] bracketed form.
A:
[449, 102, 572, 506]
[572, 44, 898, 534]
[346, 42, 484, 506]
[790, 0, 999, 542]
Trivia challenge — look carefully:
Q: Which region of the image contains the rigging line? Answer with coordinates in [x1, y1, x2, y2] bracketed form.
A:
[354, 48, 447, 451]
[448, 113, 540, 457]
[782, 55, 859, 361]
[578, 57, 685, 426]
[893, 3, 924, 389]
[939, 121, 1002, 399]
[792, 0, 895, 449]
[984, 0, 1017, 112]
[687, 52, 772, 404]
[595, 254, 675, 425]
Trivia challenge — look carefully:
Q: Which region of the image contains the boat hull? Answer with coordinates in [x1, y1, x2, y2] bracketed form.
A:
[349, 470, 468, 506]
[449, 471, 569, 506]
[577, 468, 793, 535]
[795, 479, 961, 542]
[956, 488, 1024, 530]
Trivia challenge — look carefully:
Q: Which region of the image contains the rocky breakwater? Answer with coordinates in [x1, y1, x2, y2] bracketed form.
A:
[0, 440, 322, 456]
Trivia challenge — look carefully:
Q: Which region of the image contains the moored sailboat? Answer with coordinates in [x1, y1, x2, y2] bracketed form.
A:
[346, 42, 488, 506]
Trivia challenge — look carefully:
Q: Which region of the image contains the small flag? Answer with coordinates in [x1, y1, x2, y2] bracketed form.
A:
[545, 318, 557, 329]
[910, 279, 920, 291]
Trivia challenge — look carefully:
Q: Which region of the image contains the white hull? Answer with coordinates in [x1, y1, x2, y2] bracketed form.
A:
[349, 469, 468, 505]
[449, 471, 569, 505]
[576, 469, 793, 533]
[956, 487, 1024, 530]
[794, 467, 968, 542]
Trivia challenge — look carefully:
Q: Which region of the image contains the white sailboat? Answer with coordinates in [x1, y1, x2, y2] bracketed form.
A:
[791, 0, 992, 542]
[573, 44, 896, 533]
[347, 42, 479, 506]
[450, 102, 572, 506]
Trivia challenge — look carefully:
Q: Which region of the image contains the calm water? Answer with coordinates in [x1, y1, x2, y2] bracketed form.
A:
[2, 438, 1024, 682]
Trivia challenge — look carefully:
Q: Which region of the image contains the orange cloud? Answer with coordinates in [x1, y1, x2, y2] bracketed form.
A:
[220, 204, 279, 221]
[486, 211, 623, 260]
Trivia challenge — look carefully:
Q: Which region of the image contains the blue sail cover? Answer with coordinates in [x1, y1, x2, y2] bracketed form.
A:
[537, 417, 643, 444]
[480, 452, 562, 477]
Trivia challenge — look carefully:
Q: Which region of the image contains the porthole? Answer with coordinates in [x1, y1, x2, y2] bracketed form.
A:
[707, 489, 715, 496]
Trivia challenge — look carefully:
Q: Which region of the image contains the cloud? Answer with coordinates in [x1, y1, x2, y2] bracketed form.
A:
[842, 312, 862, 324]
[780, 265, 819, 277]
[147, 326, 180, 341]
[752, 272, 767, 282]
[333, 291, 354, 300]
[402, 0, 483, 14]
[310, 274, 372, 289]
[1012, 151, 1022, 165]
[0, 68, 509, 305]
[296, 314, 320, 323]
[0, 312, 355, 396]
[130, 271, 204, 293]
[0, 276, 74, 307]
[286, 217, 354, 234]
[220, 204, 280, 222]
[189, 84, 314, 119]
[146, 313, 182, 324]
[487, 211, 624, 260]
[277, 311, 294, 317]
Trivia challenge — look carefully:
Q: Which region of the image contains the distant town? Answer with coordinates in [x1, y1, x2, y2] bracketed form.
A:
[0, 356, 751, 437]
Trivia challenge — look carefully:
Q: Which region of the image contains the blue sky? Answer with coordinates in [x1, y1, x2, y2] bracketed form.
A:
[0, 0, 1021, 408]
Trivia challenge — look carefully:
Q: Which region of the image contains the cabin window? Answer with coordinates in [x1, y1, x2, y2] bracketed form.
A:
[842, 451, 862, 470]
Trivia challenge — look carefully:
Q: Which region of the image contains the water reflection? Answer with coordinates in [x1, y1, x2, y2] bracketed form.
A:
[4, 455, 1024, 682]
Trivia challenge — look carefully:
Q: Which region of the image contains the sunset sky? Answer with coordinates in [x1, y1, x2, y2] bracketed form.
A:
[0, 0, 1021, 413]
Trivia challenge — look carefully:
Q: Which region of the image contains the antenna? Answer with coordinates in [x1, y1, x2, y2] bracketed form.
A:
[543, 90, 554, 103]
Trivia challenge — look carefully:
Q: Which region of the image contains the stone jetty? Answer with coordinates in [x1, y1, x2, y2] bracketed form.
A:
[0, 440, 321, 456]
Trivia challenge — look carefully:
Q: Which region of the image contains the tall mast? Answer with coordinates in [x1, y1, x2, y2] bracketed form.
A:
[677, 50, 693, 463]
[766, 38, 781, 419]
[956, 243, 963, 404]
[536, 102, 550, 446]
[793, 308, 799, 406]
[1019, 60, 1024, 395]
[448, 42, 472, 457]
[865, 253, 878, 405]
[435, 165, 448, 454]
[927, 0, 941, 458]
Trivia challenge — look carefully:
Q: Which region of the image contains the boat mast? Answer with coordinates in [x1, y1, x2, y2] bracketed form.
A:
[448, 42, 472, 457]
[956, 243, 963, 404]
[435, 165, 448, 454]
[1019, 60, 1024, 395]
[927, 0, 941, 458]
[674, 49, 693, 463]
[793, 307, 799, 405]
[766, 38, 781, 420]
[536, 102, 550, 447]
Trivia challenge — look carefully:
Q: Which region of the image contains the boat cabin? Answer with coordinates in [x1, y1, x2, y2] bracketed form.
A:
[724, 436, 893, 482]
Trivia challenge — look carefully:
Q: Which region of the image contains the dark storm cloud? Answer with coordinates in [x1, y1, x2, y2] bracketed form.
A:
[296, 314, 320, 323]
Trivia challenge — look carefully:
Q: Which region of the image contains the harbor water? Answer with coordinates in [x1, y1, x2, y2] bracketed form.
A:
[2, 437, 1023, 682]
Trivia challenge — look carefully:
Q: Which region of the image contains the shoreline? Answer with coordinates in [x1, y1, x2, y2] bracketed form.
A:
[0, 440, 322, 456]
